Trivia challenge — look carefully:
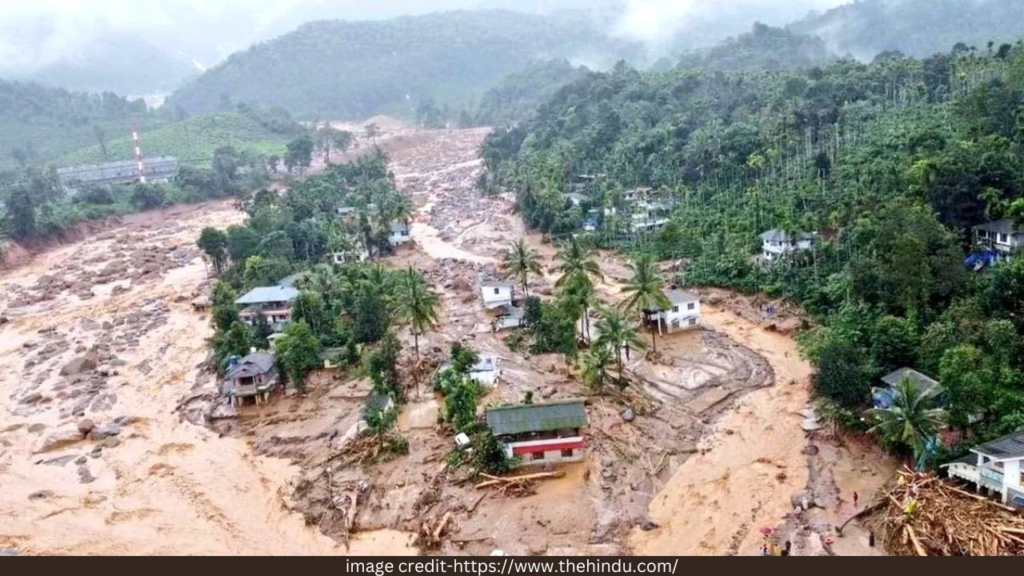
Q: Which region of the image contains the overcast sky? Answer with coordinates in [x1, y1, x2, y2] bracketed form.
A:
[0, 0, 850, 73]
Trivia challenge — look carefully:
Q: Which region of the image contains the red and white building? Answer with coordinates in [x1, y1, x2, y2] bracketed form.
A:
[485, 400, 588, 467]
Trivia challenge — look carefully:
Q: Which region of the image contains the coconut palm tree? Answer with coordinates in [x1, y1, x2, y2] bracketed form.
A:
[580, 344, 613, 394]
[619, 252, 671, 353]
[866, 377, 947, 468]
[594, 307, 645, 387]
[501, 239, 542, 298]
[555, 236, 603, 288]
[395, 267, 440, 397]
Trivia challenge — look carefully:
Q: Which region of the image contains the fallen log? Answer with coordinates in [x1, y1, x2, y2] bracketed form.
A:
[474, 471, 565, 490]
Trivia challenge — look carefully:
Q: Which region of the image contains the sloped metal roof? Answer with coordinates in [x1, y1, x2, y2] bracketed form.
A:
[881, 368, 940, 395]
[974, 219, 1023, 236]
[226, 352, 276, 379]
[973, 430, 1024, 460]
[486, 400, 587, 437]
[236, 286, 300, 305]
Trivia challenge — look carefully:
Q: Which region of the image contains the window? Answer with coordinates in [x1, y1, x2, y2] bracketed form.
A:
[561, 449, 574, 458]
[494, 288, 500, 295]
[688, 318, 697, 326]
[672, 306, 679, 313]
[687, 303, 696, 311]
[999, 233, 1010, 244]
[532, 452, 545, 461]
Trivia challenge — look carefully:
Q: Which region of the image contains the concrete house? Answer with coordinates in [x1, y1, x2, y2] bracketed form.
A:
[332, 247, 370, 266]
[336, 206, 358, 222]
[622, 187, 651, 203]
[630, 200, 671, 233]
[493, 304, 527, 332]
[944, 430, 1024, 508]
[468, 356, 501, 388]
[486, 400, 588, 467]
[481, 280, 515, 310]
[388, 219, 412, 246]
[760, 229, 813, 262]
[236, 286, 300, 333]
[224, 351, 279, 406]
[974, 219, 1024, 255]
[643, 289, 701, 335]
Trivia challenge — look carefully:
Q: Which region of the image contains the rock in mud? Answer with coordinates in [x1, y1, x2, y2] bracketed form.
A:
[620, 408, 636, 423]
[61, 355, 98, 377]
[87, 423, 121, 442]
[0, 549, 18, 557]
[36, 424, 86, 453]
[0, 315, 8, 326]
[640, 520, 660, 532]
[27, 423, 47, 434]
[20, 392, 45, 405]
[77, 419, 96, 435]
[802, 445, 820, 456]
[790, 492, 814, 511]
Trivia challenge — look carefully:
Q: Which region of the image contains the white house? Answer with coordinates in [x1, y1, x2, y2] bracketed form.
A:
[468, 356, 501, 388]
[622, 187, 651, 203]
[485, 400, 588, 468]
[944, 430, 1024, 508]
[566, 193, 587, 207]
[332, 247, 370, 266]
[336, 206, 358, 221]
[480, 280, 515, 310]
[493, 305, 526, 332]
[643, 289, 701, 335]
[388, 219, 412, 246]
[760, 229, 814, 262]
[974, 219, 1024, 255]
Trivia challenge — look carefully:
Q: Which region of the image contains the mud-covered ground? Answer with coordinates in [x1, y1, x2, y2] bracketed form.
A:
[0, 120, 893, 556]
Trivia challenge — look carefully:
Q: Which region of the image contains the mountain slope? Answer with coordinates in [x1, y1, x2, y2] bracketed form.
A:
[14, 32, 199, 96]
[678, 23, 835, 72]
[167, 10, 636, 119]
[792, 0, 1024, 59]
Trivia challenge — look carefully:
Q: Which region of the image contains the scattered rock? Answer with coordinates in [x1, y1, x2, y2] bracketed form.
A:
[36, 424, 86, 453]
[790, 492, 814, 511]
[28, 490, 54, 501]
[88, 423, 121, 441]
[620, 408, 636, 423]
[101, 437, 121, 450]
[802, 445, 820, 456]
[77, 419, 96, 435]
[640, 520, 660, 532]
[27, 423, 47, 434]
[20, 392, 45, 405]
[60, 355, 98, 377]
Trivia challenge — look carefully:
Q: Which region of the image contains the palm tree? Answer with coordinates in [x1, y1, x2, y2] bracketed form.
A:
[501, 239, 542, 298]
[580, 344, 613, 393]
[556, 237, 604, 342]
[619, 252, 671, 353]
[594, 307, 645, 387]
[866, 377, 947, 468]
[395, 267, 440, 398]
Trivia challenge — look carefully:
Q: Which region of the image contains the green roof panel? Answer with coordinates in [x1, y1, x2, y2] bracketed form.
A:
[486, 400, 587, 436]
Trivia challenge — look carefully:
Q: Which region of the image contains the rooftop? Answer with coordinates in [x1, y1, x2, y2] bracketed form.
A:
[236, 286, 300, 306]
[881, 368, 941, 395]
[496, 304, 525, 318]
[226, 351, 276, 380]
[975, 219, 1024, 235]
[760, 229, 814, 243]
[486, 399, 587, 437]
[471, 355, 499, 373]
[973, 430, 1024, 460]
[482, 280, 515, 290]
[666, 289, 700, 305]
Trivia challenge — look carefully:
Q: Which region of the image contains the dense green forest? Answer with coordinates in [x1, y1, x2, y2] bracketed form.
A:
[167, 10, 638, 120]
[482, 42, 1024, 463]
[677, 24, 835, 72]
[475, 60, 591, 126]
[792, 0, 1024, 59]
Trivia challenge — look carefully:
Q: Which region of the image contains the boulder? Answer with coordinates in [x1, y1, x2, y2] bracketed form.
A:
[77, 419, 96, 435]
[620, 408, 637, 423]
[790, 492, 814, 511]
[21, 392, 44, 405]
[88, 423, 121, 441]
[36, 425, 86, 453]
[61, 355, 98, 377]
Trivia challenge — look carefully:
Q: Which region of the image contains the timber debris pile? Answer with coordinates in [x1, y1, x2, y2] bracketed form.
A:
[865, 470, 1024, 556]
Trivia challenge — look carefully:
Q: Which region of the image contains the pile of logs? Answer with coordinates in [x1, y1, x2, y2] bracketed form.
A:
[864, 469, 1024, 556]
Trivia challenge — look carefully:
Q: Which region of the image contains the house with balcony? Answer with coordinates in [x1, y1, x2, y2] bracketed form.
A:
[642, 289, 701, 335]
[480, 280, 515, 310]
[485, 400, 588, 467]
[493, 304, 526, 332]
[224, 351, 279, 406]
[236, 286, 300, 333]
[760, 229, 814, 263]
[944, 430, 1024, 508]
[973, 219, 1024, 256]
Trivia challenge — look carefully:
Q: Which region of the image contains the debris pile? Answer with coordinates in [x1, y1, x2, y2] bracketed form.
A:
[864, 470, 1024, 556]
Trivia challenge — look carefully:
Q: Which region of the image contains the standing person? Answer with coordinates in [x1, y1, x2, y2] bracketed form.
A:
[853, 491, 860, 508]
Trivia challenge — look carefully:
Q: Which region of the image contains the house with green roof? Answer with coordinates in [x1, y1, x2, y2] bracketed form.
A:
[485, 399, 588, 467]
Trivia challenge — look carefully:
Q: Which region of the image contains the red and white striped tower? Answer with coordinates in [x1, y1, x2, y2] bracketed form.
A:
[132, 124, 147, 184]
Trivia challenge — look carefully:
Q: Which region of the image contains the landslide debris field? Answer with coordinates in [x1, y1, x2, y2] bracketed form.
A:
[0, 121, 891, 556]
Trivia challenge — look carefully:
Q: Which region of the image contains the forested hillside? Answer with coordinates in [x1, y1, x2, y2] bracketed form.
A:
[167, 10, 637, 119]
[0, 79, 158, 170]
[677, 24, 835, 72]
[482, 45, 1024, 458]
[475, 60, 591, 126]
[792, 0, 1024, 59]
